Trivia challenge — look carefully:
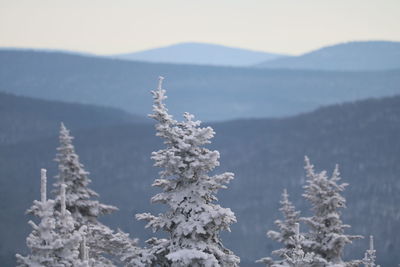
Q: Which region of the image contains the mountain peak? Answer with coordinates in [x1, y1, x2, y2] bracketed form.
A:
[111, 42, 287, 66]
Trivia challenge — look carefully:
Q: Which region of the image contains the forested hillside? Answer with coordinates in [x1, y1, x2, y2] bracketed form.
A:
[0, 94, 399, 266]
[0, 92, 146, 144]
[1, 50, 400, 121]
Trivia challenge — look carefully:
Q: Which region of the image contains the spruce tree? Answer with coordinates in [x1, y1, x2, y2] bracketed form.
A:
[268, 189, 301, 258]
[301, 156, 362, 266]
[53, 123, 122, 266]
[363, 236, 377, 267]
[87, 224, 150, 266]
[257, 189, 301, 266]
[136, 77, 240, 266]
[281, 223, 327, 267]
[16, 169, 84, 266]
[54, 123, 117, 224]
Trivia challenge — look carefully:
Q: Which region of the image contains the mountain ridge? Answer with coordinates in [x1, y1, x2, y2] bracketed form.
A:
[0, 92, 147, 145]
[256, 40, 400, 71]
[1, 49, 400, 122]
[111, 42, 288, 66]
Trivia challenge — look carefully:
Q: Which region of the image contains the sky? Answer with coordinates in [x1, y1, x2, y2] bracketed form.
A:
[0, 0, 399, 55]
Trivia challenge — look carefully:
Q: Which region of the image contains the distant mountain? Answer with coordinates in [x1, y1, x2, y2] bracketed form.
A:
[1, 95, 399, 266]
[257, 41, 400, 71]
[1, 50, 400, 122]
[0, 92, 146, 145]
[0, 47, 94, 57]
[111, 42, 288, 66]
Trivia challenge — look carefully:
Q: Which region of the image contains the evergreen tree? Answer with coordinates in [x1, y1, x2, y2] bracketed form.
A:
[281, 223, 327, 267]
[268, 189, 301, 258]
[16, 170, 84, 266]
[54, 122, 117, 224]
[301, 156, 362, 266]
[87, 223, 150, 266]
[363, 236, 377, 267]
[257, 189, 301, 266]
[53, 123, 122, 266]
[136, 77, 240, 266]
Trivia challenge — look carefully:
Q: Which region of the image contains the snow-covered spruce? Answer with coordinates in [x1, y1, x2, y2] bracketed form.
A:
[257, 189, 301, 266]
[257, 223, 327, 267]
[280, 223, 326, 267]
[363, 236, 378, 267]
[87, 224, 151, 266]
[16, 170, 86, 266]
[54, 123, 141, 266]
[54, 123, 117, 224]
[136, 77, 240, 266]
[301, 157, 362, 266]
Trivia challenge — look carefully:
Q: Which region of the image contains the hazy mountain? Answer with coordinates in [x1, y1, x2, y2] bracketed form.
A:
[257, 41, 400, 71]
[1, 50, 400, 122]
[0, 47, 94, 57]
[1, 94, 399, 266]
[110, 42, 287, 66]
[0, 92, 146, 145]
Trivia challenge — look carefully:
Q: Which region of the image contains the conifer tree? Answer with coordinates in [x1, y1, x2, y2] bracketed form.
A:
[257, 189, 301, 266]
[53, 123, 124, 266]
[87, 224, 150, 266]
[363, 236, 377, 267]
[281, 223, 327, 267]
[16, 169, 84, 266]
[268, 189, 301, 258]
[301, 156, 362, 266]
[54, 123, 117, 224]
[136, 77, 240, 266]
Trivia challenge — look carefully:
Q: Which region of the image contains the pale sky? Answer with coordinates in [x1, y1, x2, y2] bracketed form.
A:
[0, 0, 399, 55]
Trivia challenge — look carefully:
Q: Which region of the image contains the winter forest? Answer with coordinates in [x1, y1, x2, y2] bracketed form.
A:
[15, 77, 380, 267]
[2, 1, 400, 266]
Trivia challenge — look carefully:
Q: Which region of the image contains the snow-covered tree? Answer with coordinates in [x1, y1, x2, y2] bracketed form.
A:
[258, 223, 327, 267]
[269, 189, 301, 257]
[363, 236, 377, 267]
[282, 223, 327, 267]
[257, 189, 301, 266]
[301, 156, 362, 265]
[16, 170, 85, 266]
[54, 122, 117, 224]
[54, 123, 124, 265]
[136, 77, 240, 266]
[87, 223, 150, 266]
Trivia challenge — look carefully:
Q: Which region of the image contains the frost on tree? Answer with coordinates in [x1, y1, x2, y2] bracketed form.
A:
[87, 223, 151, 266]
[54, 123, 133, 266]
[54, 123, 117, 224]
[271, 223, 326, 267]
[136, 77, 240, 267]
[301, 157, 362, 266]
[257, 189, 301, 266]
[16, 170, 85, 267]
[363, 236, 377, 267]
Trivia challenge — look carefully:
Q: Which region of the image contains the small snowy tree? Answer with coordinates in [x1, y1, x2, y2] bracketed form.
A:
[257, 189, 301, 266]
[136, 77, 240, 266]
[301, 156, 362, 265]
[87, 223, 150, 266]
[54, 122, 117, 224]
[269, 189, 301, 257]
[363, 236, 378, 267]
[54, 123, 123, 265]
[16, 170, 84, 266]
[283, 223, 327, 267]
[257, 223, 327, 267]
